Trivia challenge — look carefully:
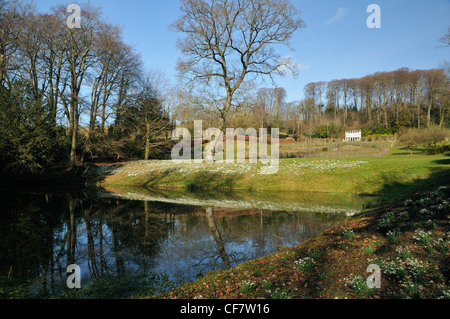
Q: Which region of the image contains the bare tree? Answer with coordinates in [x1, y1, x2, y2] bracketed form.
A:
[255, 87, 286, 128]
[171, 0, 305, 129]
[326, 80, 341, 120]
[52, 4, 102, 166]
[438, 27, 450, 47]
[0, 0, 33, 87]
[423, 69, 446, 128]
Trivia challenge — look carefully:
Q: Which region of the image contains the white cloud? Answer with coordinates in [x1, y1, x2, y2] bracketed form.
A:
[277, 56, 309, 75]
[298, 64, 310, 70]
[325, 7, 348, 25]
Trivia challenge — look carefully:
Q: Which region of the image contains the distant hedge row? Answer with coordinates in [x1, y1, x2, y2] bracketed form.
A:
[426, 145, 450, 155]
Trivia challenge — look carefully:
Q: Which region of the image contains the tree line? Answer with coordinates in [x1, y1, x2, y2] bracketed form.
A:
[302, 67, 449, 132]
[0, 0, 173, 176]
[175, 66, 449, 140]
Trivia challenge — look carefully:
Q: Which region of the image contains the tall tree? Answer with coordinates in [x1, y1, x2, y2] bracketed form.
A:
[53, 4, 102, 166]
[119, 72, 173, 161]
[423, 69, 446, 127]
[171, 0, 305, 129]
[0, 0, 32, 87]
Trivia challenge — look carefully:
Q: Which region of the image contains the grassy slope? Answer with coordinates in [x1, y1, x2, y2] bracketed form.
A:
[101, 148, 450, 204]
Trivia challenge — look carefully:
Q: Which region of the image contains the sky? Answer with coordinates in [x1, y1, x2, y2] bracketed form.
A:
[35, 0, 450, 102]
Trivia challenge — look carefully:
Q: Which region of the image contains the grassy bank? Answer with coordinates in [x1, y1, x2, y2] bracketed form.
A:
[99, 148, 450, 204]
[149, 184, 449, 299]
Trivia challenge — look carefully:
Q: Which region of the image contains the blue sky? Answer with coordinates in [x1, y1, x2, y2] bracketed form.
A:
[36, 0, 450, 102]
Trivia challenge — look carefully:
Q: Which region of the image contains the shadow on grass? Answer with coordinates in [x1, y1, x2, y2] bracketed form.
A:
[390, 147, 426, 156]
[376, 158, 450, 205]
[297, 163, 450, 298]
[186, 171, 238, 191]
[142, 168, 178, 188]
[142, 169, 240, 191]
[351, 153, 450, 255]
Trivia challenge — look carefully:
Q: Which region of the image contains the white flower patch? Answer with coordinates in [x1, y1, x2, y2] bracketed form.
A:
[114, 160, 260, 178]
[281, 159, 369, 176]
[294, 257, 315, 271]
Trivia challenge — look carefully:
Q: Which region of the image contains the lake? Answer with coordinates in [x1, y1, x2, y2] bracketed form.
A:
[0, 187, 373, 298]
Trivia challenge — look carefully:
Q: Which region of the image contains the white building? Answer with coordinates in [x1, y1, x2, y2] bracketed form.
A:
[345, 130, 362, 142]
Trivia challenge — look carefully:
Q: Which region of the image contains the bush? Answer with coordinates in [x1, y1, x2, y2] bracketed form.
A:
[396, 246, 412, 260]
[426, 145, 450, 155]
[382, 260, 406, 282]
[345, 275, 374, 297]
[422, 126, 448, 149]
[294, 257, 316, 272]
[240, 280, 257, 294]
[413, 229, 432, 246]
[0, 83, 65, 176]
[377, 212, 395, 233]
[364, 246, 375, 255]
[399, 129, 423, 155]
[342, 229, 355, 240]
[399, 127, 449, 155]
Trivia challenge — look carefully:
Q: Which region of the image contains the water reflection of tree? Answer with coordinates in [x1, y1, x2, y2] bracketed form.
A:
[205, 207, 231, 270]
[80, 199, 174, 279]
[0, 193, 177, 296]
[0, 191, 347, 297]
[0, 192, 65, 295]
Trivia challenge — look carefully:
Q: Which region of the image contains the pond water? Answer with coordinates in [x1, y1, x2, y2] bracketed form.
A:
[0, 188, 374, 298]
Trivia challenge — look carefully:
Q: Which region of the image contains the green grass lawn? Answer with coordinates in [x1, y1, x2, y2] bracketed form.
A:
[101, 147, 450, 204]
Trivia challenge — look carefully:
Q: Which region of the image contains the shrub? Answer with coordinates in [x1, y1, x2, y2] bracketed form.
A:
[423, 219, 437, 230]
[399, 211, 409, 220]
[419, 208, 435, 218]
[404, 199, 413, 207]
[387, 229, 401, 243]
[405, 258, 427, 284]
[399, 129, 423, 155]
[270, 288, 292, 299]
[377, 212, 395, 233]
[441, 288, 450, 299]
[396, 246, 412, 260]
[345, 275, 374, 297]
[413, 229, 432, 246]
[434, 238, 450, 254]
[382, 260, 406, 282]
[240, 280, 257, 294]
[422, 126, 447, 149]
[404, 280, 422, 298]
[294, 257, 316, 272]
[342, 229, 355, 240]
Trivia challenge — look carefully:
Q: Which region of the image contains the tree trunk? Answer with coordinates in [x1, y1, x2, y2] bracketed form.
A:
[145, 121, 151, 160]
[427, 99, 432, 127]
[416, 90, 421, 128]
[205, 207, 231, 269]
[69, 95, 78, 167]
[439, 106, 446, 127]
[0, 52, 4, 85]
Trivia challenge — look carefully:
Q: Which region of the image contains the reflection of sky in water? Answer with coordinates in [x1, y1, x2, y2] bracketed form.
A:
[66, 210, 336, 285]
